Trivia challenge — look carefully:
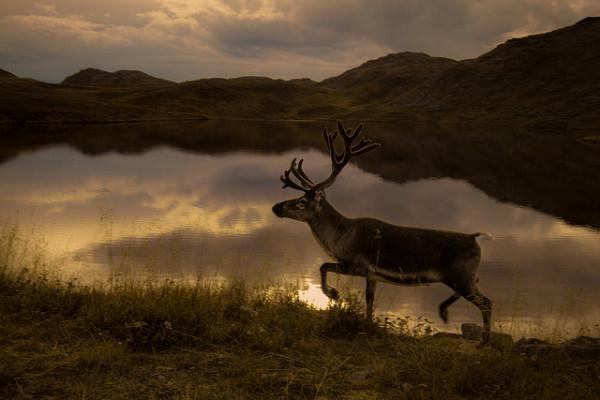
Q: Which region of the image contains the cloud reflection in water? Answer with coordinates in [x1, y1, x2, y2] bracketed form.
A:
[1, 146, 599, 337]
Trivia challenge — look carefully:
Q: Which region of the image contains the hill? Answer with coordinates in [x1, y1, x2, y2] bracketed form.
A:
[0, 77, 194, 124]
[1, 18, 599, 131]
[393, 17, 600, 131]
[125, 76, 342, 119]
[0, 68, 16, 78]
[321, 52, 456, 102]
[62, 68, 174, 87]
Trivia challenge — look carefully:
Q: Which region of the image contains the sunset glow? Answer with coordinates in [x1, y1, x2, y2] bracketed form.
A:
[2, 1, 600, 82]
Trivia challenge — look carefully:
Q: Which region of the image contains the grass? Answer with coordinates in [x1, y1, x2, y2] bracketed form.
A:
[0, 265, 599, 399]
[0, 223, 599, 399]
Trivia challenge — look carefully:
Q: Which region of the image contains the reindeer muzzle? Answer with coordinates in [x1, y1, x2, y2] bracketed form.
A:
[272, 202, 285, 217]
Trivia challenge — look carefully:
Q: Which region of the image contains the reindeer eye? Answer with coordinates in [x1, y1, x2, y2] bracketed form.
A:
[297, 198, 307, 208]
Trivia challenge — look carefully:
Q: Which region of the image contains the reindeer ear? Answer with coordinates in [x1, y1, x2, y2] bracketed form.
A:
[314, 189, 325, 211]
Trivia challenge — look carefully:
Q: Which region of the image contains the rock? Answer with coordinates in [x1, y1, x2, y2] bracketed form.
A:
[461, 323, 482, 340]
[433, 332, 463, 339]
[461, 323, 513, 350]
[567, 335, 600, 346]
[516, 337, 549, 346]
[514, 336, 600, 360]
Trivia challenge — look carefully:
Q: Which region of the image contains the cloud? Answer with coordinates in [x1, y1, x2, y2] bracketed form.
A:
[1, 0, 599, 82]
[35, 3, 57, 15]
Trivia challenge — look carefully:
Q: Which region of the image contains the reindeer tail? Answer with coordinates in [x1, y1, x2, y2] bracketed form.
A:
[472, 232, 494, 241]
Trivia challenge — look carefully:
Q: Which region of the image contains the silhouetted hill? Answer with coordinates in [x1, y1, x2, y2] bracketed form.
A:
[1, 18, 599, 131]
[0, 77, 194, 124]
[394, 17, 600, 131]
[62, 68, 174, 87]
[321, 52, 456, 101]
[125, 76, 340, 119]
[0, 68, 16, 78]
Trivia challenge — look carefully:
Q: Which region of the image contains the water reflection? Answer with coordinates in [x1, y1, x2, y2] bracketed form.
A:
[1, 144, 599, 338]
[2, 120, 600, 228]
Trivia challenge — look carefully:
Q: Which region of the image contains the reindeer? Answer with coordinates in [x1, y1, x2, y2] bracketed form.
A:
[272, 121, 493, 343]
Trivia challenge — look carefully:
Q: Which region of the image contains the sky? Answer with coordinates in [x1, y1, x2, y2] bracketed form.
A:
[0, 1, 599, 83]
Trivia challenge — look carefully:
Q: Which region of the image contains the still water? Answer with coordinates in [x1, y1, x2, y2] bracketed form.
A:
[1, 121, 599, 338]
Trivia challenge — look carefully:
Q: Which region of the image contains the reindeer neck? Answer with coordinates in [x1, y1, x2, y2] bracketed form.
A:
[307, 200, 351, 240]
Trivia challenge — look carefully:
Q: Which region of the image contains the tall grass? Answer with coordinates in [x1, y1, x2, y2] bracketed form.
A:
[1, 222, 599, 399]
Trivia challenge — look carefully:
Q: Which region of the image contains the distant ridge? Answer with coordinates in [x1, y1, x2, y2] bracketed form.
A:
[62, 68, 174, 87]
[0, 68, 16, 78]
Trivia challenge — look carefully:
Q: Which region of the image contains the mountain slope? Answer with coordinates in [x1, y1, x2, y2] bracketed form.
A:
[0, 77, 195, 124]
[321, 52, 456, 102]
[1, 18, 599, 130]
[62, 68, 174, 87]
[125, 76, 338, 119]
[0, 68, 16, 78]
[394, 17, 600, 130]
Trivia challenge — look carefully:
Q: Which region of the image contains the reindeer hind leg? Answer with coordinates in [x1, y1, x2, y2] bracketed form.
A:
[448, 250, 492, 343]
[438, 293, 461, 323]
[457, 286, 492, 343]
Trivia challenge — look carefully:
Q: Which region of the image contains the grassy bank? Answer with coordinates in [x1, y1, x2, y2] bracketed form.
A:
[0, 265, 598, 399]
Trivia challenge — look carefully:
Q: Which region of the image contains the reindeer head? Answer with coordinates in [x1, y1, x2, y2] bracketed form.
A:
[272, 121, 380, 222]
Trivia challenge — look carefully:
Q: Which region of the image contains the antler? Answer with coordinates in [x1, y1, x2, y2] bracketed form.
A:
[280, 121, 380, 192]
[316, 120, 380, 189]
[280, 158, 315, 192]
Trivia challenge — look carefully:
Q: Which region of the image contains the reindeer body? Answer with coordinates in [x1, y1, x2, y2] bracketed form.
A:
[272, 121, 492, 343]
[309, 201, 481, 286]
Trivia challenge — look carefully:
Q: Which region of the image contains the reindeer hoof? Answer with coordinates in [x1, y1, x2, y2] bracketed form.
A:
[439, 307, 449, 323]
[326, 288, 339, 300]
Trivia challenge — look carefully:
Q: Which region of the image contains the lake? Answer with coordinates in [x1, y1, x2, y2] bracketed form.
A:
[1, 120, 599, 339]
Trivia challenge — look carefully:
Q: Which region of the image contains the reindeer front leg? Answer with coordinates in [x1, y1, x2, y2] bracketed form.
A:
[320, 262, 344, 300]
[366, 279, 377, 320]
[320, 262, 370, 305]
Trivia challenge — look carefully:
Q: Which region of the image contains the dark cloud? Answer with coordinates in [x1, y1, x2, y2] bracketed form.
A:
[1, 1, 599, 82]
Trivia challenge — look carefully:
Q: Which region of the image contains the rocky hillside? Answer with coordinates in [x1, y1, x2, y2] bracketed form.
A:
[62, 68, 174, 87]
